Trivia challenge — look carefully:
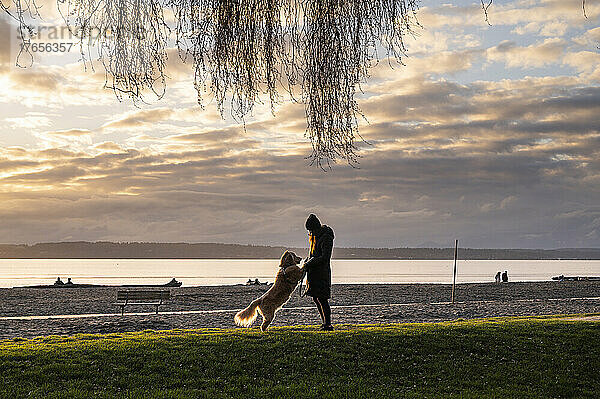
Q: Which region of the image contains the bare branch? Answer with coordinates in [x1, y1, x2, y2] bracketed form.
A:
[1, 0, 42, 67]
[481, 0, 492, 26]
[3, 0, 420, 166]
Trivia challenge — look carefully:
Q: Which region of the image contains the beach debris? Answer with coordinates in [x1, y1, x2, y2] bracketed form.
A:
[552, 275, 600, 281]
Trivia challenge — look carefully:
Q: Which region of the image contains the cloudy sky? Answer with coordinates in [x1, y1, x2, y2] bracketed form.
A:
[0, 0, 599, 248]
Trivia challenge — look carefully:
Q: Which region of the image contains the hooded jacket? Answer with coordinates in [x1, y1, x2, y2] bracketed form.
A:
[304, 224, 334, 298]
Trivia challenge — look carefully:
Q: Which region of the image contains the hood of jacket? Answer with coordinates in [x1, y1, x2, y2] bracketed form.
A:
[316, 224, 334, 240]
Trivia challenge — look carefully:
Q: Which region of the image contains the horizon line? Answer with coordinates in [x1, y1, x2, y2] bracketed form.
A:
[1, 241, 599, 251]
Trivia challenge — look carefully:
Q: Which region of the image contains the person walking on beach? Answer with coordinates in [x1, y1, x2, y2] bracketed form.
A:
[304, 214, 335, 331]
[502, 270, 509, 283]
[495, 271, 501, 283]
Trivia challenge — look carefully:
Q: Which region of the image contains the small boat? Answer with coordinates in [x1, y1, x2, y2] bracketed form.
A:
[552, 275, 600, 281]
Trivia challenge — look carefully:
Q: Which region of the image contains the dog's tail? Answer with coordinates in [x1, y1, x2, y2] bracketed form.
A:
[234, 298, 261, 327]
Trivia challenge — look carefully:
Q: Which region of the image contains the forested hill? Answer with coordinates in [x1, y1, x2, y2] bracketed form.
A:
[0, 242, 599, 259]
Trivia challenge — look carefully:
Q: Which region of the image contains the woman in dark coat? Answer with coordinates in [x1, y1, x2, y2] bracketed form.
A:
[304, 214, 334, 331]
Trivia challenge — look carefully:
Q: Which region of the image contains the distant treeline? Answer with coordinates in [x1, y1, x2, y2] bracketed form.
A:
[0, 242, 599, 259]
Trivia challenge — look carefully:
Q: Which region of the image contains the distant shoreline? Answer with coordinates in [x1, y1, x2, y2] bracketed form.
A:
[2, 257, 600, 260]
[2, 257, 600, 261]
[1, 242, 600, 260]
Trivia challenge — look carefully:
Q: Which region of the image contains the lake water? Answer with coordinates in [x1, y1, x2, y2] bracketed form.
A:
[1, 259, 599, 288]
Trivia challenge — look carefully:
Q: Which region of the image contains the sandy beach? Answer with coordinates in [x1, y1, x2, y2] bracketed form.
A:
[1, 281, 599, 340]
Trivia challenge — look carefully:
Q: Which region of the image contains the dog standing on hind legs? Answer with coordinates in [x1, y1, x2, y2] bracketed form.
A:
[234, 251, 304, 331]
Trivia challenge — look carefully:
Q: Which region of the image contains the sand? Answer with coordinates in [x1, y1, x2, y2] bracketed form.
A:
[1, 281, 599, 339]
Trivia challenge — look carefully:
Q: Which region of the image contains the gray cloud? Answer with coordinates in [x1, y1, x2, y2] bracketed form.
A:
[487, 38, 567, 68]
[102, 108, 175, 129]
[44, 129, 93, 137]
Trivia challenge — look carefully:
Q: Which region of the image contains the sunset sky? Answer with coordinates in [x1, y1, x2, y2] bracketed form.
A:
[0, 0, 599, 248]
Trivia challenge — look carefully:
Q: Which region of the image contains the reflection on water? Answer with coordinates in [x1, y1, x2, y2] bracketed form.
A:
[0, 259, 599, 288]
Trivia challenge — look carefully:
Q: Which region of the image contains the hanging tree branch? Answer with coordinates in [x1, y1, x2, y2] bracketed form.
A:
[3, 0, 420, 166]
[58, 0, 171, 100]
[1, 0, 592, 165]
[481, 0, 492, 25]
[3, 0, 416, 166]
[168, 0, 419, 167]
[1, 0, 42, 67]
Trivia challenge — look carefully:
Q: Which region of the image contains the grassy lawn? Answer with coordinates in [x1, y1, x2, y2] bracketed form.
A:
[1, 316, 599, 398]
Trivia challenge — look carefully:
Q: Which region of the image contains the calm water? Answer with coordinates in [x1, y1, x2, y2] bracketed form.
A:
[1, 259, 599, 288]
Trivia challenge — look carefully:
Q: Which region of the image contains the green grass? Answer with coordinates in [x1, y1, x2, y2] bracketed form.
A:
[1, 316, 599, 398]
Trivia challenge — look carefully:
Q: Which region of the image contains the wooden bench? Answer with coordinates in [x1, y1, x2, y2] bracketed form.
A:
[114, 290, 171, 315]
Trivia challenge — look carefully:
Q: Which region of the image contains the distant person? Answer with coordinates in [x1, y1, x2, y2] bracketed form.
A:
[246, 278, 253, 285]
[254, 278, 260, 285]
[304, 213, 334, 331]
[54, 277, 64, 285]
[495, 271, 501, 283]
[65, 278, 73, 285]
[502, 271, 508, 283]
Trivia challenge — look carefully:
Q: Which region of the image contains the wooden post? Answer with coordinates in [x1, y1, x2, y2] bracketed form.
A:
[451, 239, 458, 304]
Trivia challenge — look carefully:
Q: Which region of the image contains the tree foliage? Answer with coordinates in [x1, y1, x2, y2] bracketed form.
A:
[3, 0, 420, 166]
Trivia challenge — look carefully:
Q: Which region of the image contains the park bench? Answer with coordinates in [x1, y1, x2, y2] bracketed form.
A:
[114, 290, 171, 315]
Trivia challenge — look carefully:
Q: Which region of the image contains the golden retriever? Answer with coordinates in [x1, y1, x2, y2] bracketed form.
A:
[234, 251, 304, 331]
